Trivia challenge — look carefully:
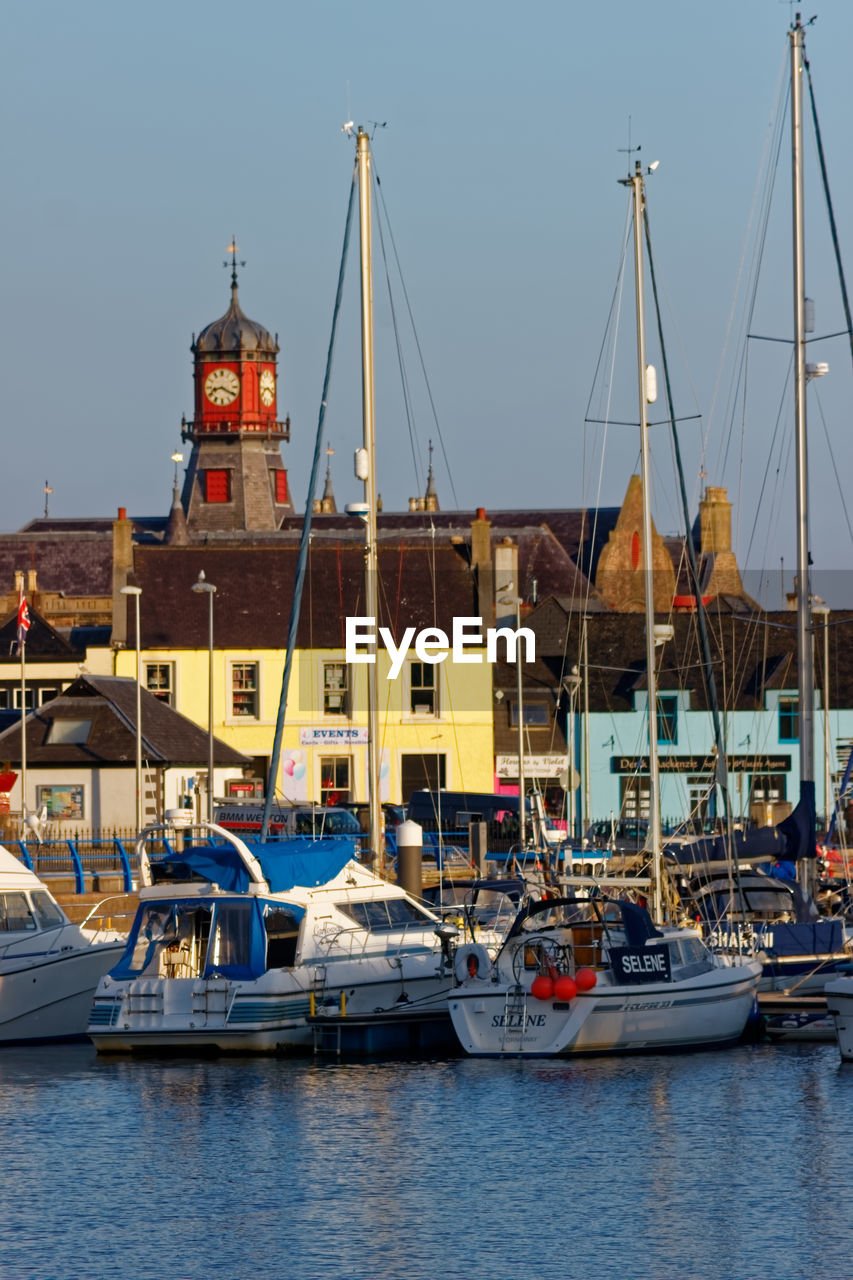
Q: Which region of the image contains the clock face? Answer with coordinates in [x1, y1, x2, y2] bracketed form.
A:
[204, 367, 240, 406]
[259, 369, 276, 407]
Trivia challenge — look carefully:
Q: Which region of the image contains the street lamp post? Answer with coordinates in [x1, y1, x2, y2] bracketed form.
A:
[120, 585, 143, 833]
[192, 571, 216, 822]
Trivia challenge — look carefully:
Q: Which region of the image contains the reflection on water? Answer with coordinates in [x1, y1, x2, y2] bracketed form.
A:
[1, 1043, 853, 1279]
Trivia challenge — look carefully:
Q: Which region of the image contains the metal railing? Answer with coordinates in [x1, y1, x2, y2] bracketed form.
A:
[13, 836, 135, 893]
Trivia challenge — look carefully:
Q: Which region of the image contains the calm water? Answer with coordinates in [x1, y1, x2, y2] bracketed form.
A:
[3, 1040, 853, 1280]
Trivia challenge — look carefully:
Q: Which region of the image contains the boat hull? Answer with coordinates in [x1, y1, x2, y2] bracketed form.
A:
[824, 977, 853, 1060]
[449, 963, 761, 1058]
[89, 962, 452, 1055]
[0, 942, 127, 1045]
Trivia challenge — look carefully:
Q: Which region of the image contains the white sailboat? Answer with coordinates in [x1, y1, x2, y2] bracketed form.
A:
[447, 157, 761, 1058]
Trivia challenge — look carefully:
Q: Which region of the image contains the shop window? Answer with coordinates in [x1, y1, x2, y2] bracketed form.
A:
[401, 753, 446, 800]
[620, 774, 650, 822]
[320, 756, 351, 805]
[750, 774, 787, 804]
[231, 663, 259, 718]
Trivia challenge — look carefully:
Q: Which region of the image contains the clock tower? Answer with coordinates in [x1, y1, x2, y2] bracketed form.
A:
[180, 247, 293, 533]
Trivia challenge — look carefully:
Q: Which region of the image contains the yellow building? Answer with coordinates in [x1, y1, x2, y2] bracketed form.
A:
[114, 542, 496, 808]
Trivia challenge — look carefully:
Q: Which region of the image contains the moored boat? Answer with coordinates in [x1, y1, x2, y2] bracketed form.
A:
[0, 844, 126, 1044]
[448, 894, 761, 1057]
[88, 819, 466, 1054]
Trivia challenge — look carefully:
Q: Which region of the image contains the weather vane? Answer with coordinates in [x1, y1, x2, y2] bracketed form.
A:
[43, 480, 53, 519]
[224, 236, 245, 287]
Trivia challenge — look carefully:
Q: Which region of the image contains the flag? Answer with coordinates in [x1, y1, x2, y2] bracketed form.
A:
[16, 585, 30, 652]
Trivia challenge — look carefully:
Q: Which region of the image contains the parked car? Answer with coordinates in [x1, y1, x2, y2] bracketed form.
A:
[584, 818, 648, 855]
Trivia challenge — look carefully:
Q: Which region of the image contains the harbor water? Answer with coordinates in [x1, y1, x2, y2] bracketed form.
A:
[4, 1040, 853, 1280]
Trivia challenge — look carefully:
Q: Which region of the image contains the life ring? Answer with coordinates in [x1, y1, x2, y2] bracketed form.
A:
[454, 942, 492, 984]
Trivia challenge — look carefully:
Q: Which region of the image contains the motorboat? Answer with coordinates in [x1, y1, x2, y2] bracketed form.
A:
[88, 819, 469, 1054]
[0, 844, 126, 1044]
[448, 895, 762, 1058]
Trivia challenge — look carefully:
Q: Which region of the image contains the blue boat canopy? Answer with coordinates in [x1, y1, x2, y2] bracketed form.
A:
[152, 837, 357, 893]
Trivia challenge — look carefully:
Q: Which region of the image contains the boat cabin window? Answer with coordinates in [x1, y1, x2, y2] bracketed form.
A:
[338, 898, 433, 932]
[264, 907, 301, 969]
[0, 892, 36, 932]
[30, 892, 65, 929]
[207, 901, 254, 974]
[122, 903, 213, 978]
[672, 936, 710, 965]
[741, 887, 795, 918]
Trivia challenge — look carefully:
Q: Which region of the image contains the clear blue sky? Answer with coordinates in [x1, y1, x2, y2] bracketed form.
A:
[4, 1, 853, 594]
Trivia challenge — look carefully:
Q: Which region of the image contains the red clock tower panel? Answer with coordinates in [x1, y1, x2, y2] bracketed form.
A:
[179, 254, 293, 533]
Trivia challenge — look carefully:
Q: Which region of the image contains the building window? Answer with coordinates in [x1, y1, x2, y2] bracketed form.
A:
[231, 662, 259, 718]
[686, 775, 716, 831]
[273, 470, 288, 505]
[145, 662, 175, 706]
[750, 774, 787, 804]
[37, 687, 59, 706]
[656, 695, 678, 745]
[620, 774, 650, 822]
[320, 756, 351, 805]
[204, 469, 231, 503]
[409, 662, 437, 715]
[779, 698, 798, 742]
[509, 700, 550, 727]
[401, 753, 446, 800]
[323, 662, 348, 716]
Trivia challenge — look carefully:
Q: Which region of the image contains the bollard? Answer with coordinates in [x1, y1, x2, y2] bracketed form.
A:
[396, 819, 423, 899]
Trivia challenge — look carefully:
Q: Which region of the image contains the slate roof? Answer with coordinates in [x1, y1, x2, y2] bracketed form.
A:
[0, 532, 114, 596]
[492, 598, 853, 716]
[130, 542, 482, 650]
[0, 606, 82, 661]
[0, 675, 251, 767]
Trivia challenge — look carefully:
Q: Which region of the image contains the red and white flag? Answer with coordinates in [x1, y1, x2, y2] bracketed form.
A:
[16, 584, 30, 652]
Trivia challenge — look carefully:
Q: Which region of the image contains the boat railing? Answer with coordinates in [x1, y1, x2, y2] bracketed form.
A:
[0, 920, 119, 961]
[312, 918, 443, 960]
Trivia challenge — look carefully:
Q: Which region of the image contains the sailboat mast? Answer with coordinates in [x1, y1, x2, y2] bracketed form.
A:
[628, 160, 664, 921]
[791, 15, 816, 896]
[356, 129, 384, 869]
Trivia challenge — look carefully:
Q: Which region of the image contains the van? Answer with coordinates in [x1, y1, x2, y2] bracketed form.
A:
[406, 790, 563, 854]
[214, 804, 364, 842]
